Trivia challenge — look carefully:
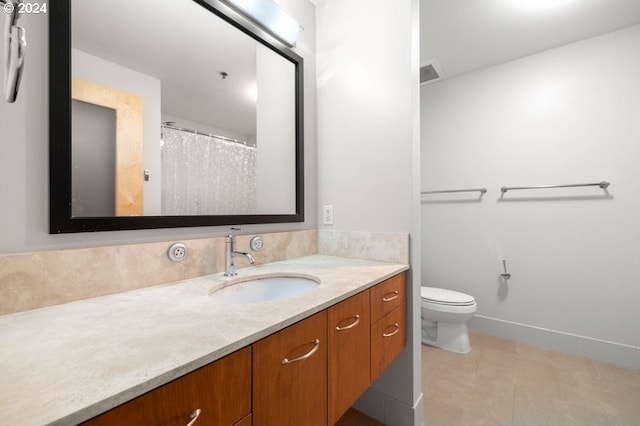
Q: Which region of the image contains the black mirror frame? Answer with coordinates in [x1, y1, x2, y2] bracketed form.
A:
[49, 0, 304, 233]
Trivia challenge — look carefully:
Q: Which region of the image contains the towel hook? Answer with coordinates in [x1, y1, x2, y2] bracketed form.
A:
[2, 0, 26, 103]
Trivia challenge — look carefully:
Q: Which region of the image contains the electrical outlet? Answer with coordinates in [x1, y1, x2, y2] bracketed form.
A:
[323, 205, 334, 225]
[168, 243, 187, 262]
[250, 236, 264, 251]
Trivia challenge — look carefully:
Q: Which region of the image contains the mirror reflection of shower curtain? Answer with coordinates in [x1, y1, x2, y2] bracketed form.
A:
[161, 127, 257, 215]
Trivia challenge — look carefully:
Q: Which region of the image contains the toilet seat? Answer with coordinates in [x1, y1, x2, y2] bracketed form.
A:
[421, 287, 475, 306]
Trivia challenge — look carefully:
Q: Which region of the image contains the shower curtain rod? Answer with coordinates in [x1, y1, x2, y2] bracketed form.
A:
[500, 181, 610, 193]
[421, 187, 487, 195]
[160, 122, 252, 147]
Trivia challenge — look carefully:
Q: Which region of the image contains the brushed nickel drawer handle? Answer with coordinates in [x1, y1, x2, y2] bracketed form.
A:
[281, 339, 320, 365]
[186, 408, 201, 426]
[382, 291, 400, 302]
[383, 323, 400, 337]
[335, 314, 361, 331]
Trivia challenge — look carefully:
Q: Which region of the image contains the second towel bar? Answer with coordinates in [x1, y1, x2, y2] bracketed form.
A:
[501, 181, 610, 193]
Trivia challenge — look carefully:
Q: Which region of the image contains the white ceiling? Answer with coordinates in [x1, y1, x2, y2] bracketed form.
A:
[73, 0, 640, 117]
[420, 0, 640, 80]
[72, 0, 258, 136]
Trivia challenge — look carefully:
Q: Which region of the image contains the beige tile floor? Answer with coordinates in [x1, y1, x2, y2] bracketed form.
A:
[423, 333, 640, 426]
[337, 332, 640, 425]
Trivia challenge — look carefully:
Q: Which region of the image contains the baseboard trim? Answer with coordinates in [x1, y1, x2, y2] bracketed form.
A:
[353, 388, 424, 426]
[469, 315, 640, 370]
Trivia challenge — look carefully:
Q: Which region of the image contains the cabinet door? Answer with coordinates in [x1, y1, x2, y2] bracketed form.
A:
[371, 302, 406, 381]
[370, 272, 406, 323]
[83, 346, 251, 426]
[253, 311, 327, 426]
[233, 413, 252, 426]
[327, 290, 370, 425]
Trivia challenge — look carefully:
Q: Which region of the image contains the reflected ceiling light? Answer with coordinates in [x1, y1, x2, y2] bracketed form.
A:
[508, 0, 576, 11]
[247, 82, 258, 103]
[220, 0, 302, 47]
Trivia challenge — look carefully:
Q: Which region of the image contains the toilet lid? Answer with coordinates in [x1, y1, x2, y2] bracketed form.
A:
[421, 287, 475, 306]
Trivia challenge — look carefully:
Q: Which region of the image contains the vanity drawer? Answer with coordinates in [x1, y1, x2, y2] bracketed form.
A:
[253, 311, 327, 426]
[82, 346, 251, 426]
[371, 302, 406, 380]
[328, 289, 371, 424]
[233, 413, 252, 426]
[370, 272, 406, 323]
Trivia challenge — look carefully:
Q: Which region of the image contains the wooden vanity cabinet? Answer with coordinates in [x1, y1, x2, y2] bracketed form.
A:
[327, 289, 371, 424]
[81, 272, 407, 426]
[234, 413, 253, 426]
[82, 346, 251, 426]
[252, 310, 328, 426]
[370, 272, 407, 380]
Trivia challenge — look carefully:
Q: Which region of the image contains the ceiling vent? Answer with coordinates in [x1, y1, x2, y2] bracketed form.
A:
[420, 60, 445, 86]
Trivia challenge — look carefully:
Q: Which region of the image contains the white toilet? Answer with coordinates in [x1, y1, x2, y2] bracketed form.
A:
[420, 286, 477, 353]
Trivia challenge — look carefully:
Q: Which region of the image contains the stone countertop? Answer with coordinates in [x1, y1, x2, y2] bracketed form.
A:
[0, 255, 409, 426]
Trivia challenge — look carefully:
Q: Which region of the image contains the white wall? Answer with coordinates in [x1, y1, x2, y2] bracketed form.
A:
[0, 2, 316, 254]
[317, 0, 423, 424]
[421, 25, 640, 367]
[256, 44, 296, 214]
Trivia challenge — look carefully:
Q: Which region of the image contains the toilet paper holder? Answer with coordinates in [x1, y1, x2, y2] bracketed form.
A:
[500, 260, 511, 280]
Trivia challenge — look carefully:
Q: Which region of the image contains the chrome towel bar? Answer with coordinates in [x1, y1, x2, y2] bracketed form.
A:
[500, 181, 610, 193]
[421, 187, 487, 195]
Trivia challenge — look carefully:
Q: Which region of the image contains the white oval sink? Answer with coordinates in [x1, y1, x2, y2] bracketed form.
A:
[209, 274, 320, 303]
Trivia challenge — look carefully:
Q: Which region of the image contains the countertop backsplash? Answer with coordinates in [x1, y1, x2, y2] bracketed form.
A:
[0, 230, 317, 315]
[318, 229, 410, 264]
[0, 229, 410, 316]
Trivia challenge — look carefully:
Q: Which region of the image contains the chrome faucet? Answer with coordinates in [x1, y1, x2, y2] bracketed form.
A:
[224, 227, 255, 276]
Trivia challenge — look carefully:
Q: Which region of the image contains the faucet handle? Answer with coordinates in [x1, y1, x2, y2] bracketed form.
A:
[227, 227, 241, 237]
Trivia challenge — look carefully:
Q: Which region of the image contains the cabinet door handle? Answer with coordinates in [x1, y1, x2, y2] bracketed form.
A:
[186, 409, 201, 426]
[335, 314, 360, 331]
[281, 339, 320, 365]
[382, 291, 400, 302]
[383, 323, 400, 337]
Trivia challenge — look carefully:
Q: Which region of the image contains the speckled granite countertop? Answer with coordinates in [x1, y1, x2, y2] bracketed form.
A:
[0, 255, 409, 426]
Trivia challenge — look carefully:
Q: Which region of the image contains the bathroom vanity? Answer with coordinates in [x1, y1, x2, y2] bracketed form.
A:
[83, 271, 406, 426]
[0, 255, 408, 425]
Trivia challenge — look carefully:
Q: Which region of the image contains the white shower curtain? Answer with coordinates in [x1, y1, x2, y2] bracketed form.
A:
[161, 127, 257, 215]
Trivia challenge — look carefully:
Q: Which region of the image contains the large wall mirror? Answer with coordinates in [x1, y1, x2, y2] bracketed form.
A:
[50, 0, 304, 233]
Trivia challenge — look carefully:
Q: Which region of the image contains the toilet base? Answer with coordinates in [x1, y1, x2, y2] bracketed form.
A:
[421, 320, 471, 354]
